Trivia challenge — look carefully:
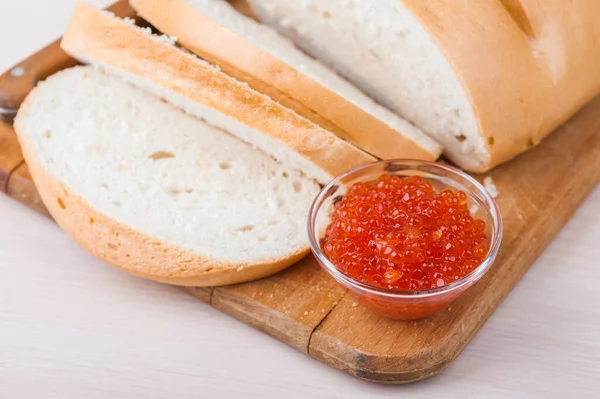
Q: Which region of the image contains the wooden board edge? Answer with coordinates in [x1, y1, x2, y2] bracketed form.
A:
[211, 287, 317, 353]
[6, 161, 51, 217]
[181, 286, 213, 304]
[309, 341, 451, 384]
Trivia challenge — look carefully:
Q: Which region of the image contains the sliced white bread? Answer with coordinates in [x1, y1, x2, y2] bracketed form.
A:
[248, 0, 600, 172]
[129, 0, 442, 161]
[14, 66, 321, 286]
[60, 3, 375, 185]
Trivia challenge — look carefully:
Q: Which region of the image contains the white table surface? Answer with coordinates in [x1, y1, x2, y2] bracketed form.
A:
[1, 1, 599, 397]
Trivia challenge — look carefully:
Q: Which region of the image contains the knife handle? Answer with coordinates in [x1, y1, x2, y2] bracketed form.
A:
[0, 0, 138, 122]
[0, 40, 77, 118]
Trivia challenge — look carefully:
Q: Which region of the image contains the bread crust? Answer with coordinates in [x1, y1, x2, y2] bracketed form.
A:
[61, 3, 375, 182]
[14, 92, 309, 286]
[402, 0, 600, 171]
[129, 0, 441, 161]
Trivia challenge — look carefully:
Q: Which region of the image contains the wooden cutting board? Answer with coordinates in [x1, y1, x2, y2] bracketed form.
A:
[1, 0, 600, 384]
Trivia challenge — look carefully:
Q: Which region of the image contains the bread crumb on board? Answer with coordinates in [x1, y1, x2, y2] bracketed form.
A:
[483, 176, 499, 198]
[469, 204, 480, 216]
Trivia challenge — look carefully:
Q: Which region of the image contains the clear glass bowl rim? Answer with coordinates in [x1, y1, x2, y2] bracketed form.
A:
[307, 159, 504, 299]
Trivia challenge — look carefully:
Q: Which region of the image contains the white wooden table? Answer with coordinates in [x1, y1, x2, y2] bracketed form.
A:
[1, 1, 599, 397]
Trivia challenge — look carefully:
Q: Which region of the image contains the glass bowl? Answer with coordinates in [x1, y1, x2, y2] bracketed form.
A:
[307, 160, 503, 320]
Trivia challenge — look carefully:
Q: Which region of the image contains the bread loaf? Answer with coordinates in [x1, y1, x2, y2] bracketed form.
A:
[248, 0, 600, 172]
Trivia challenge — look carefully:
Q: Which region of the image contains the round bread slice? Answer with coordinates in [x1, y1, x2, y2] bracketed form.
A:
[60, 3, 375, 185]
[14, 66, 321, 286]
[129, 0, 442, 162]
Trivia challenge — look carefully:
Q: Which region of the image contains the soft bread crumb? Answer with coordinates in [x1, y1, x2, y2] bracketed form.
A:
[155, 35, 178, 46]
[483, 176, 499, 198]
[469, 204, 480, 216]
[125, 19, 178, 44]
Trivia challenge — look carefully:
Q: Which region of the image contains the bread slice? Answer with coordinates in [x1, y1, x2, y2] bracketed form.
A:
[14, 66, 321, 286]
[60, 3, 375, 185]
[248, 0, 600, 172]
[129, 0, 442, 161]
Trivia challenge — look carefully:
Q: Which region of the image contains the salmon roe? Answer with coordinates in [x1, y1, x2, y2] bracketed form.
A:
[322, 175, 489, 291]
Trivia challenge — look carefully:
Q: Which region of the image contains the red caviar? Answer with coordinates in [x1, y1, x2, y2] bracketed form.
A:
[322, 175, 488, 291]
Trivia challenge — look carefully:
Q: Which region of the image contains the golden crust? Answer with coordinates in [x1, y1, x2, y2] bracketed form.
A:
[402, 0, 600, 171]
[130, 0, 441, 161]
[61, 3, 375, 181]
